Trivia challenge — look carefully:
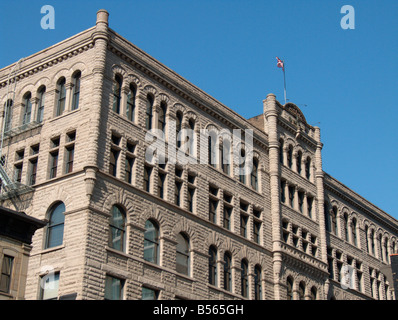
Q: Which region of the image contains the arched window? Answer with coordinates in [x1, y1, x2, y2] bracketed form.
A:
[113, 75, 122, 114]
[378, 234, 383, 260]
[223, 252, 232, 291]
[344, 213, 349, 241]
[299, 281, 306, 300]
[351, 218, 358, 246]
[45, 202, 65, 249]
[208, 246, 217, 286]
[158, 101, 167, 133]
[370, 230, 375, 255]
[239, 148, 246, 184]
[176, 111, 183, 148]
[109, 205, 126, 252]
[221, 139, 231, 175]
[145, 93, 154, 130]
[287, 145, 293, 169]
[126, 83, 136, 122]
[187, 119, 195, 156]
[279, 138, 284, 164]
[144, 219, 159, 264]
[331, 207, 338, 236]
[251, 158, 259, 191]
[208, 134, 217, 167]
[56, 77, 66, 116]
[305, 157, 311, 180]
[384, 239, 389, 263]
[37, 86, 45, 123]
[71, 71, 81, 110]
[4, 99, 13, 131]
[254, 265, 262, 300]
[176, 233, 190, 276]
[296, 151, 302, 174]
[286, 277, 293, 300]
[310, 287, 317, 300]
[365, 226, 369, 253]
[241, 259, 248, 298]
[22, 92, 32, 125]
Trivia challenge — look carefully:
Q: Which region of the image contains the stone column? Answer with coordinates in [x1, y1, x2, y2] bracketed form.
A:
[263, 93, 283, 300]
[84, 9, 109, 199]
[314, 126, 328, 300]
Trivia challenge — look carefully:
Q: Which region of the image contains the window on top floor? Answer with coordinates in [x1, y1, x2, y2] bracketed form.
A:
[126, 83, 136, 122]
[22, 92, 32, 125]
[4, 99, 13, 132]
[56, 77, 66, 116]
[71, 71, 81, 110]
[112, 75, 122, 114]
[37, 86, 45, 123]
[158, 101, 167, 134]
[145, 94, 154, 130]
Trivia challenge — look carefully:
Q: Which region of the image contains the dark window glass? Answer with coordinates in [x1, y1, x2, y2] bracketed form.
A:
[144, 220, 159, 264]
[72, 71, 81, 110]
[113, 75, 122, 114]
[45, 202, 65, 248]
[109, 205, 125, 252]
[0, 256, 14, 293]
[57, 78, 66, 116]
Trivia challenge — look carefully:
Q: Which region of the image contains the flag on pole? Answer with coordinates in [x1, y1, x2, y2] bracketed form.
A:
[276, 57, 284, 71]
[276, 57, 287, 104]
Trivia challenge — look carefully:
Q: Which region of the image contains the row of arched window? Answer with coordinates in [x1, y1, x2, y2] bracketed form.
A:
[279, 138, 312, 181]
[324, 202, 397, 263]
[2, 71, 81, 133]
[286, 276, 318, 300]
[111, 73, 261, 191]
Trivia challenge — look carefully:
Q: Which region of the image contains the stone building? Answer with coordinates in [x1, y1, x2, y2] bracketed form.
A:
[0, 9, 397, 300]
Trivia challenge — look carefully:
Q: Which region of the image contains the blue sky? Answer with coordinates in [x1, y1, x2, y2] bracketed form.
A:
[1, 0, 397, 219]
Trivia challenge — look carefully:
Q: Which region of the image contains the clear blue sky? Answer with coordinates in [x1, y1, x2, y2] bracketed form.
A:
[1, 0, 397, 219]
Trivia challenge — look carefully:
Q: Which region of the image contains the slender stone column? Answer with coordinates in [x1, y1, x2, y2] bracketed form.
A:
[85, 9, 109, 199]
[314, 126, 328, 300]
[263, 94, 283, 300]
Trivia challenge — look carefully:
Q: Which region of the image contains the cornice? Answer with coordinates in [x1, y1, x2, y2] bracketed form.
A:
[0, 30, 95, 88]
[106, 31, 269, 151]
[324, 174, 398, 233]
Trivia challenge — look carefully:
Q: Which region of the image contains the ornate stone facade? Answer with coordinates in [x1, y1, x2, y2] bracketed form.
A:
[0, 10, 396, 300]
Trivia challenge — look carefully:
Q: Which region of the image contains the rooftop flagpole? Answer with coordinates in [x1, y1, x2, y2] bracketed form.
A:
[276, 57, 286, 104]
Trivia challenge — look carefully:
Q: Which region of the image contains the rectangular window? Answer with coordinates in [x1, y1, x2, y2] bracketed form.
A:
[144, 166, 152, 192]
[175, 180, 182, 206]
[16, 149, 25, 161]
[105, 275, 124, 300]
[187, 186, 195, 212]
[158, 172, 166, 199]
[0, 255, 14, 293]
[40, 272, 60, 300]
[50, 151, 58, 178]
[65, 145, 74, 174]
[253, 220, 261, 244]
[109, 148, 119, 177]
[209, 199, 218, 223]
[223, 206, 232, 230]
[14, 163, 23, 183]
[31, 144, 40, 155]
[240, 214, 248, 237]
[141, 287, 159, 300]
[125, 156, 134, 184]
[28, 158, 38, 185]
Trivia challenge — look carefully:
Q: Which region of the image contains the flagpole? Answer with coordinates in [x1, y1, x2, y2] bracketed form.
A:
[283, 60, 287, 105]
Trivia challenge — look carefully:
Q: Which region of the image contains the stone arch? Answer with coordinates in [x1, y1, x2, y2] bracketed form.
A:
[102, 188, 134, 221]
[69, 61, 88, 78]
[37, 185, 72, 219]
[205, 230, 223, 249]
[110, 65, 128, 83]
[173, 217, 197, 250]
[173, 103, 186, 115]
[50, 67, 70, 84]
